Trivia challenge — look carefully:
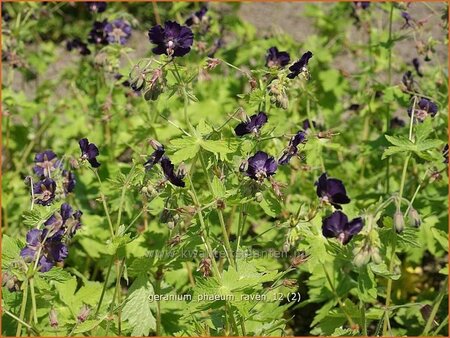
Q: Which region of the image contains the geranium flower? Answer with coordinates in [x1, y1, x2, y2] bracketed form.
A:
[265, 47, 290, 68]
[245, 151, 277, 181]
[412, 58, 423, 77]
[144, 141, 165, 171]
[315, 173, 351, 209]
[185, 6, 208, 26]
[322, 211, 364, 245]
[85, 2, 107, 13]
[287, 51, 313, 79]
[44, 203, 82, 238]
[79, 138, 101, 168]
[148, 21, 194, 57]
[402, 70, 414, 91]
[407, 98, 438, 122]
[88, 20, 108, 45]
[104, 19, 132, 45]
[62, 170, 76, 194]
[33, 150, 60, 178]
[66, 38, 91, 55]
[160, 157, 185, 187]
[33, 178, 56, 206]
[20, 229, 68, 272]
[234, 112, 268, 137]
[278, 131, 306, 165]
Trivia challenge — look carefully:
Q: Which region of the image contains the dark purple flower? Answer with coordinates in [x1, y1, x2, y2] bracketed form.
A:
[33, 178, 56, 206]
[315, 173, 350, 209]
[322, 211, 363, 245]
[44, 203, 82, 238]
[148, 21, 194, 57]
[160, 157, 185, 187]
[402, 70, 414, 91]
[88, 20, 108, 45]
[353, 2, 370, 10]
[79, 138, 101, 168]
[265, 47, 290, 68]
[407, 98, 438, 122]
[443, 144, 448, 164]
[279, 131, 306, 165]
[245, 151, 278, 181]
[20, 229, 68, 272]
[412, 58, 423, 77]
[62, 170, 76, 194]
[302, 119, 317, 131]
[401, 12, 413, 28]
[287, 51, 313, 79]
[33, 150, 60, 178]
[104, 19, 132, 45]
[185, 6, 208, 26]
[234, 112, 268, 137]
[85, 2, 107, 13]
[144, 141, 165, 171]
[390, 117, 405, 128]
[66, 38, 91, 55]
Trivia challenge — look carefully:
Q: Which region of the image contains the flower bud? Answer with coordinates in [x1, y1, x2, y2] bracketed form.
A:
[370, 247, 382, 264]
[393, 211, 405, 233]
[49, 308, 58, 328]
[408, 208, 421, 227]
[255, 192, 263, 203]
[77, 305, 90, 323]
[282, 279, 298, 288]
[353, 248, 371, 267]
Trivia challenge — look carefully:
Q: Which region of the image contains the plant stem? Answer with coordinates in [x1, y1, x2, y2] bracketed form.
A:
[422, 277, 448, 335]
[4, 308, 39, 335]
[322, 264, 355, 328]
[91, 168, 115, 236]
[16, 279, 29, 337]
[95, 255, 114, 316]
[155, 277, 162, 336]
[198, 152, 236, 269]
[29, 278, 38, 325]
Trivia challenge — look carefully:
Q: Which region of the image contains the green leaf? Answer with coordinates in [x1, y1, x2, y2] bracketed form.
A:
[211, 176, 226, 198]
[73, 320, 102, 334]
[259, 194, 282, 217]
[122, 274, 156, 336]
[2, 235, 22, 267]
[170, 136, 200, 163]
[200, 139, 234, 160]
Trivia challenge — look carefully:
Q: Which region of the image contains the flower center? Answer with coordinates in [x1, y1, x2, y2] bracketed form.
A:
[111, 27, 126, 42]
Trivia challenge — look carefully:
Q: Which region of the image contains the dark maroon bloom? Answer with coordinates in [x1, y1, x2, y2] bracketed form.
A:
[44, 203, 82, 238]
[85, 2, 107, 13]
[79, 138, 101, 168]
[33, 178, 56, 206]
[390, 117, 405, 128]
[407, 98, 438, 122]
[302, 119, 317, 131]
[322, 211, 363, 245]
[33, 150, 60, 178]
[88, 20, 108, 45]
[402, 70, 414, 91]
[412, 58, 423, 77]
[287, 51, 313, 79]
[443, 144, 448, 164]
[245, 151, 278, 181]
[148, 21, 194, 57]
[316, 173, 350, 209]
[353, 2, 370, 9]
[401, 12, 413, 28]
[265, 47, 290, 68]
[144, 142, 165, 171]
[104, 19, 132, 45]
[160, 157, 185, 187]
[66, 38, 91, 55]
[185, 6, 208, 26]
[62, 170, 76, 194]
[279, 131, 306, 165]
[20, 229, 68, 272]
[234, 112, 268, 137]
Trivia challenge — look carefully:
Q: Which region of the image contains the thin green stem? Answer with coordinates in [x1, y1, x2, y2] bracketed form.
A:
[422, 277, 448, 335]
[91, 168, 115, 236]
[15, 279, 29, 337]
[155, 277, 162, 336]
[198, 152, 236, 269]
[4, 308, 39, 335]
[322, 264, 355, 328]
[29, 278, 38, 325]
[95, 255, 114, 316]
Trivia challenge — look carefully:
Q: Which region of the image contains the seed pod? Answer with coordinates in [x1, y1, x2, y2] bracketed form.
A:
[393, 211, 405, 233]
[408, 208, 421, 227]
